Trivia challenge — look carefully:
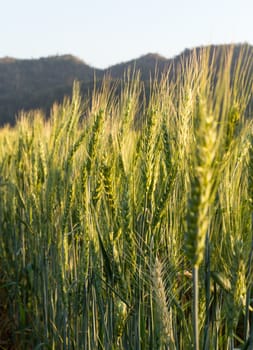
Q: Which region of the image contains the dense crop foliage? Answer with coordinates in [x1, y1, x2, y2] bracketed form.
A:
[0, 47, 253, 349]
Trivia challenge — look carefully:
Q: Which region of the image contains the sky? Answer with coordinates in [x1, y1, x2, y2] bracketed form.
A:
[1, 0, 252, 69]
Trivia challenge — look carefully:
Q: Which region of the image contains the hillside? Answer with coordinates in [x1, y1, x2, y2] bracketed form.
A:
[0, 55, 103, 125]
[0, 43, 252, 125]
[105, 53, 169, 79]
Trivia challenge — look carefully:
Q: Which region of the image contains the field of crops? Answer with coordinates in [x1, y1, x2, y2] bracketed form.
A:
[0, 47, 253, 349]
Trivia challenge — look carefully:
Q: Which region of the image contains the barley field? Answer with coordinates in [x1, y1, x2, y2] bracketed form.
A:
[0, 47, 253, 349]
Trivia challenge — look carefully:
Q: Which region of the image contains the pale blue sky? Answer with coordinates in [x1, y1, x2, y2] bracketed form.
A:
[1, 0, 252, 68]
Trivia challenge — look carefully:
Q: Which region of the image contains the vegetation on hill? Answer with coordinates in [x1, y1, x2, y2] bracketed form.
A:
[0, 43, 252, 126]
[0, 46, 253, 349]
[0, 55, 102, 125]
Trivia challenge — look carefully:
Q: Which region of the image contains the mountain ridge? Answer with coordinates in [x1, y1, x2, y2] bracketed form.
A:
[0, 43, 252, 126]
